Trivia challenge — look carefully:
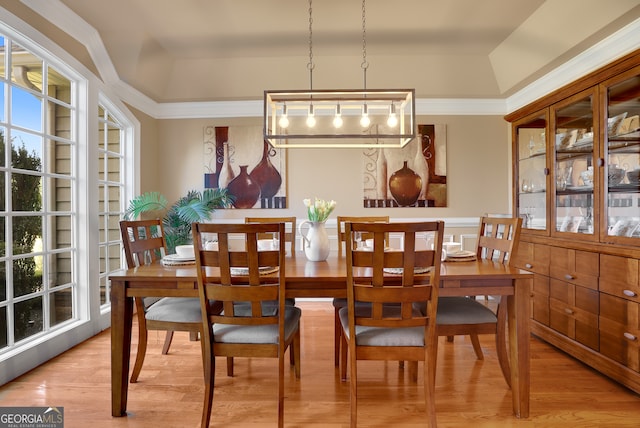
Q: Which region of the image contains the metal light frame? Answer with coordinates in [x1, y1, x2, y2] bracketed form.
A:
[263, 0, 416, 149]
[264, 89, 415, 148]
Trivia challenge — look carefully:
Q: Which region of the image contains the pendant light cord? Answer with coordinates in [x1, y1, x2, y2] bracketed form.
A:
[361, 0, 369, 91]
[308, 0, 314, 91]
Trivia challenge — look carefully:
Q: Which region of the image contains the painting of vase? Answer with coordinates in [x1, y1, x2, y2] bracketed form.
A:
[204, 125, 287, 209]
[362, 124, 447, 208]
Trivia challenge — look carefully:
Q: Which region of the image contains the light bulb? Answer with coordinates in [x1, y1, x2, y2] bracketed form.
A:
[333, 104, 343, 128]
[387, 104, 398, 127]
[306, 105, 316, 127]
[306, 114, 316, 127]
[387, 113, 398, 127]
[279, 115, 289, 128]
[360, 104, 370, 127]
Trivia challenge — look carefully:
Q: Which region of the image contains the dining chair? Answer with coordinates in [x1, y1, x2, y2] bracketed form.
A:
[192, 221, 301, 428]
[339, 221, 444, 428]
[245, 216, 297, 256]
[333, 216, 389, 367]
[119, 219, 204, 383]
[434, 215, 522, 386]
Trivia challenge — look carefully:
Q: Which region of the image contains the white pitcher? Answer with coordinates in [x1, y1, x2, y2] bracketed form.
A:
[298, 220, 330, 261]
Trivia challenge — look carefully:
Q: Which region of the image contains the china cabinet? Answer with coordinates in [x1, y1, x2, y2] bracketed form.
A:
[507, 49, 640, 394]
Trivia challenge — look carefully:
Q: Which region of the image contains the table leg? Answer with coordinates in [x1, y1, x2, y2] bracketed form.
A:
[111, 279, 133, 417]
[508, 277, 531, 418]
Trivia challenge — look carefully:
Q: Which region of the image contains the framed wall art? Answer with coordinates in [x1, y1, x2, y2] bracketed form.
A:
[204, 125, 287, 209]
[363, 124, 447, 208]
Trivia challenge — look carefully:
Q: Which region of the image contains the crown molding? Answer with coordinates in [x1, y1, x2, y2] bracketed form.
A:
[506, 17, 640, 113]
[19, 1, 640, 120]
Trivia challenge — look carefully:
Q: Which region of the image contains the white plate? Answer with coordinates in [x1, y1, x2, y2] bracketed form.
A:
[163, 254, 195, 262]
[230, 266, 279, 276]
[565, 185, 593, 191]
[446, 250, 476, 258]
[383, 267, 432, 275]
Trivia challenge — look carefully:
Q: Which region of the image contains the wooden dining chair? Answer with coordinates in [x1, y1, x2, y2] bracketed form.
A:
[332, 216, 389, 367]
[192, 221, 301, 428]
[435, 216, 522, 386]
[245, 216, 297, 256]
[339, 221, 444, 428]
[119, 219, 204, 383]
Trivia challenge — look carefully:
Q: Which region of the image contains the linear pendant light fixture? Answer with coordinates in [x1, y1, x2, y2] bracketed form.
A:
[263, 0, 415, 149]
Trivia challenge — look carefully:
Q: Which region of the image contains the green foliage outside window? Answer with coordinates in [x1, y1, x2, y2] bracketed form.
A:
[0, 130, 44, 345]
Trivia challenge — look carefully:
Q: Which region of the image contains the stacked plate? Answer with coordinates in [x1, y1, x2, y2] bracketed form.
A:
[161, 254, 195, 266]
[445, 250, 477, 262]
[230, 266, 280, 276]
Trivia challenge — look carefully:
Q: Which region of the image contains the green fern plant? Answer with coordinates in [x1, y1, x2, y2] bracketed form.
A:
[124, 189, 233, 253]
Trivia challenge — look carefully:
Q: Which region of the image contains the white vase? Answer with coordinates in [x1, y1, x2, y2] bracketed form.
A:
[298, 220, 330, 261]
[413, 137, 430, 200]
[376, 147, 388, 200]
[218, 142, 235, 189]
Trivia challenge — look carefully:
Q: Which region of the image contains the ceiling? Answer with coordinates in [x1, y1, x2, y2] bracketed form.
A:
[35, 0, 640, 104]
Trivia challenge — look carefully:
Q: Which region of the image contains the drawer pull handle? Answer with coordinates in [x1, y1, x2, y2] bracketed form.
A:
[564, 274, 574, 280]
[623, 290, 637, 298]
[525, 263, 533, 269]
[623, 332, 637, 341]
[564, 308, 574, 315]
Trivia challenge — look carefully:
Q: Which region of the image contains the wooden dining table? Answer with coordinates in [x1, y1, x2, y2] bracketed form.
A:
[109, 251, 533, 419]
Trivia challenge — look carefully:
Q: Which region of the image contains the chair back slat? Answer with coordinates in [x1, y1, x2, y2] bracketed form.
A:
[246, 216, 297, 255]
[337, 216, 389, 256]
[119, 219, 166, 267]
[193, 222, 286, 328]
[476, 216, 522, 264]
[346, 221, 444, 332]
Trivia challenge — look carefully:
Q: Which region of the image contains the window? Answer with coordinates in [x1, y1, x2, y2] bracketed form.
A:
[97, 103, 126, 307]
[0, 33, 77, 351]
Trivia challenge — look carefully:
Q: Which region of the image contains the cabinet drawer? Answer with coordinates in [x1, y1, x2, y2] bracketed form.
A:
[549, 247, 599, 290]
[531, 274, 550, 326]
[513, 241, 550, 276]
[549, 279, 599, 350]
[600, 254, 640, 304]
[599, 293, 640, 372]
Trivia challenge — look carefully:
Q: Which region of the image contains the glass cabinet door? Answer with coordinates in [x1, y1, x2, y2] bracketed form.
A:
[552, 89, 597, 239]
[515, 111, 548, 232]
[603, 65, 640, 243]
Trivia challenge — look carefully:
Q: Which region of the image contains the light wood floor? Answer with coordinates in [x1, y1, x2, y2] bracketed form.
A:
[1, 301, 640, 427]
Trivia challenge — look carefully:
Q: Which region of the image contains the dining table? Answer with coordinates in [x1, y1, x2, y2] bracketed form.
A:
[109, 251, 533, 419]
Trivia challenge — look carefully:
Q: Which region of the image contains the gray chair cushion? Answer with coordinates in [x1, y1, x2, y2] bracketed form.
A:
[145, 297, 202, 323]
[415, 296, 497, 325]
[332, 298, 372, 309]
[213, 305, 301, 344]
[338, 305, 425, 347]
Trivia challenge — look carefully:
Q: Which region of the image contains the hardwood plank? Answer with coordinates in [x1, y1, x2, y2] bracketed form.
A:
[1, 301, 640, 427]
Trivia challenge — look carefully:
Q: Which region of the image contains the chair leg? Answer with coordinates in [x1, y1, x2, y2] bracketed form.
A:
[278, 343, 285, 428]
[424, 354, 437, 428]
[470, 333, 485, 360]
[349, 344, 358, 428]
[226, 357, 234, 377]
[408, 361, 418, 382]
[161, 331, 174, 355]
[334, 307, 341, 366]
[426, 327, 438, 428]
[495, 298, 512, 388]
[130, 300, 148, 383]
[293, 327, 301, 379]
[200, 338, 215, 428]
[340, 328, 348, 381]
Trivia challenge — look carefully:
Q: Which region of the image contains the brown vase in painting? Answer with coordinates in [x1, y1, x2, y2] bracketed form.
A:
[389, 161, 422, 207]
[227, 165, 261, 208]
[249, 140, 282, 199]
